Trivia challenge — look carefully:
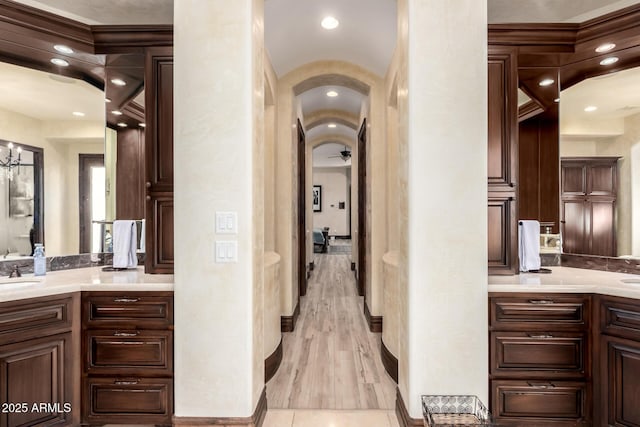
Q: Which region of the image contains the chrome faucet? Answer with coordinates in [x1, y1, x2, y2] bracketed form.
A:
[8, 265, 21, 278]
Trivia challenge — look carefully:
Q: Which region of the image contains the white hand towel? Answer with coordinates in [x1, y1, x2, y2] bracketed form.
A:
[519, 220, 541, 272]
[113, 220, 137, 269]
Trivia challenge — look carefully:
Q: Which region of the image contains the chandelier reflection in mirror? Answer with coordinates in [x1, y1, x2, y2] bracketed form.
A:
[0, 142, 22, 181]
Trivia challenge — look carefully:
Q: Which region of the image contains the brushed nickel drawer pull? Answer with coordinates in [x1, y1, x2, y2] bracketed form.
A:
[527, 382, 555, 389]
[114, 331, 140, 337]
[528, 299, 555, 304]
[114, 380, 139, 385]
[527, 333, 554, 339]
[113, 298, 140, 303]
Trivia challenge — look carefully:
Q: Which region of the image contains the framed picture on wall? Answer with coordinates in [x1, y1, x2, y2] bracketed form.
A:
[312, 185, 322, 212]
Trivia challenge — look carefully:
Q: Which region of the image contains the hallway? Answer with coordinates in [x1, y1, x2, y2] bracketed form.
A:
[266, 253, 396, 409]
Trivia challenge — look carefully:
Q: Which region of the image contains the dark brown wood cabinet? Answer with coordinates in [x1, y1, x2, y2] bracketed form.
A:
[0, 295, 78, 427]
[488, 47, 518, 275]
[597, 295, 640, 427]
[81, 292, 173, 426]
[561, 158, 619, 257]
[489, 294, 592, 426]
[145, 47, 174, 274]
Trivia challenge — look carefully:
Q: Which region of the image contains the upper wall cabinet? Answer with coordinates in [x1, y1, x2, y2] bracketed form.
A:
[488, 47, 518, 275]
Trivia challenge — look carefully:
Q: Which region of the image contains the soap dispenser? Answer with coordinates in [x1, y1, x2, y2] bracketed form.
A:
[33, 243, 46, 276]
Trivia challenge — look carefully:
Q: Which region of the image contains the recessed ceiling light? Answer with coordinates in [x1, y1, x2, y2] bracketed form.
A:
[599, 56, 619, 66]
[50, 58, 69, 67]
[105, 98, 112, 103]
[595, 43, 616, 53]
[53, 44, 73, 54]
[328, 123, 337, 128]
[72, 111, 85, 117]
[111, 78, 127, 86]
[321, 16, 339, 30]
[117, 122, 128, 128]
[111, 110, 123, 116]
[584, 106, 598, 112]
[326, 90, 338, 97]
[139, 123, 146, 128]
[538, 78, 555, 87]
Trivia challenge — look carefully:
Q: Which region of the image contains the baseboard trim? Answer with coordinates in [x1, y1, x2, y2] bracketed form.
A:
[381, 339, 398, 383]
[364, 302, 383, 333]
[264, 337, 283, 383]
[395, 387, 423, 427]
[281, 300, 300, 332]
[173, 387, 267, 426]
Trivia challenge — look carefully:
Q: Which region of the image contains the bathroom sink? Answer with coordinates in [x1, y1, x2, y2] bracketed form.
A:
[621, 278, 640, 285]
[0, 279, 41, 289]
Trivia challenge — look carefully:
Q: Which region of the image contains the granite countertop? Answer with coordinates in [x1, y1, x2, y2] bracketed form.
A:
[0, 266, 174, 303]
[489, 266, 640, 299]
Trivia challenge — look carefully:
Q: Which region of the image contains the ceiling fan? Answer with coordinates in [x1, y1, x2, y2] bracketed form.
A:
[328, 146, 351, 161]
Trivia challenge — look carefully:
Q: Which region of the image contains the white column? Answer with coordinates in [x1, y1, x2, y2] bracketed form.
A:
[173, 0, 264, 418]
[401, 0, 488, 418]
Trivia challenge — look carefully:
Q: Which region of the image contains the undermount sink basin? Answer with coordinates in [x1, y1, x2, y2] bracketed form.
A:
[621, 278, 640, 285]
[0, 279, 41, 289]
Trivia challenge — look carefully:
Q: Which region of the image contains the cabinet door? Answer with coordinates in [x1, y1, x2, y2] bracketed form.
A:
[561, 163, 586, 196]
[587, 163, 617, 196]
[589, 199, 616, 257]
[0, 333, 72, 427]
[561, 199, 587, 254]
[601, 335, 640, 427]
[488, 196, 516, 274]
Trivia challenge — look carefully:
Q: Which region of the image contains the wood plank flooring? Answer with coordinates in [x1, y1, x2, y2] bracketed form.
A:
[267, 253, 396, 409]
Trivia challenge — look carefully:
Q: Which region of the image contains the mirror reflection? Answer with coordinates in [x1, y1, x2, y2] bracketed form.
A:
[560, 66, 640, 258]
[0, 61, 108, 258]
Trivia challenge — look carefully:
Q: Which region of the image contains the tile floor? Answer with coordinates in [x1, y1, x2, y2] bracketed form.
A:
[263, 409, 400, 427]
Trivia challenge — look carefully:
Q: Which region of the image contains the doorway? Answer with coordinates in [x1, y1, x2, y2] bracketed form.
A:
[79, 154, 105, 253]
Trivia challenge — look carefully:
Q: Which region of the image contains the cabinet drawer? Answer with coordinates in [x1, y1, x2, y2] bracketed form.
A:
[491, 380, 589, 423]
[490, 332, 587, 377]
[85, 329, 172, 375]
[600, 296, 640, 341]
[0, 295, 73, 345]
[83, 292, 173, 329]
[82, 377, 172, 425]
[490, 295, 589, 329]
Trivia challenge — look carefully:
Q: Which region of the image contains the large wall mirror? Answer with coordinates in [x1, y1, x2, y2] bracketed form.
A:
[0, 61, 110, 258]
[559, 66, 640, 258]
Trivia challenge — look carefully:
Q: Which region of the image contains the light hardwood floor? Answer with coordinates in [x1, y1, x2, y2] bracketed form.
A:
[267, 253, 396, 409]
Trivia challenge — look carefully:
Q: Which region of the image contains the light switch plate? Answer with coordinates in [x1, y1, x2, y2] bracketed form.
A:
[215, 241, 238, 263]
[216, 211, 238, 234]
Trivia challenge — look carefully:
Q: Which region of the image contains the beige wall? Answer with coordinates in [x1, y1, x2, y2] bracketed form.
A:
[399, 0, 489, 417]
[0, 107, 104, 256]
[173, 0, 264, 417]
[312, 167, 350, 236]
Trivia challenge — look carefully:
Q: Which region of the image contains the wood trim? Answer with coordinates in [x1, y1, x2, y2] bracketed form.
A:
[281, 301, 300, 333]
[264, 337, 283, 383]
[518, 100, 545, 122]
[381, 339, 398, 383]
[576, 3, 640, 45]
[395, 388, 423, 427]
[92, 25, 173, 53]
[363, 302, 382, 333]
[488, 23, 577, 48]
[173, 387, 267, 427]
[0, 0, 93, 51]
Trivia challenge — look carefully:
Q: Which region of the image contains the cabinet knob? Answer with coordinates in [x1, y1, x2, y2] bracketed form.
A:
[146, 195, 151, 201]
[146, 182, 151, 188]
